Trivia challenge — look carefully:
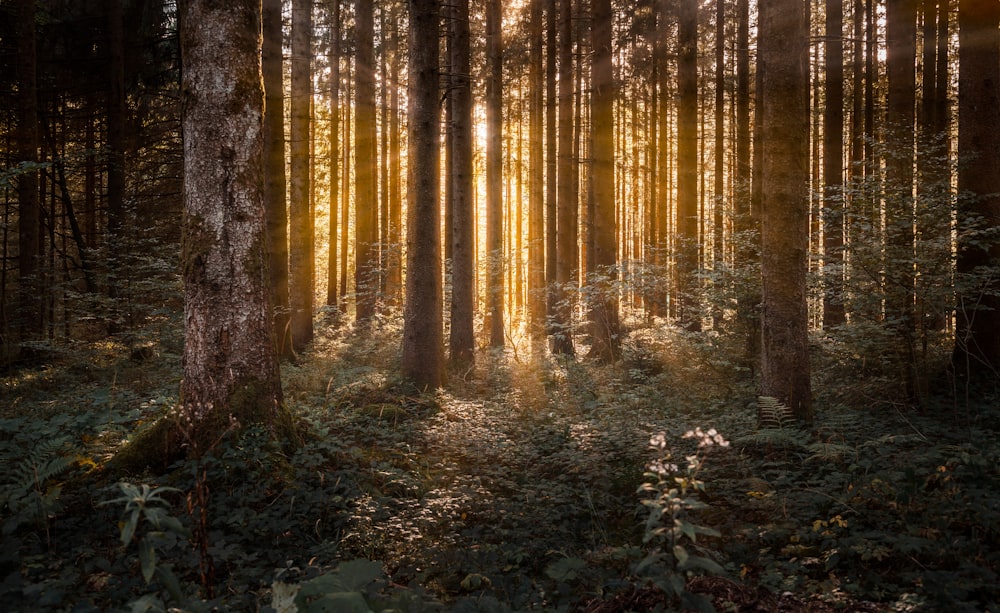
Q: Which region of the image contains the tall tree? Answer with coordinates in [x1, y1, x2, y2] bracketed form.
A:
[545, 0, 558, 331]
[402, 0, 444, 388]
[486, 0, 506, 348]
[552, 0, 577, 355]
[588, 0, 620, 362]
[885, 0, 918, 397]
[327, 0, 341, 311]
[15, 0, 40, 339]
[955, 0, 1000, 377]
[263, 0, 292, 354]
[676, 0, 700, 330]
[289, 0, 314, 350]
[759, 0, 812, 421]
[387, 5, 403, 306]
[823, 0, 846, 328]
[177, 0, 283, 452]
[528, 0, 546, 342]
[450, 0, 475, 365]
[355, 0, 378, 324]
[106, 0, 127, 316]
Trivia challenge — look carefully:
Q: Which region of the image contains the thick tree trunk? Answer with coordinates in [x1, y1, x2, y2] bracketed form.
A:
[676, 0, 699, 331]
[486, 0, 506, 348]
[289, 0, 314, 350]
[263, 0, 292, 354]
[450, 0, 476, 365]
[528, 0, 546, 342]
[387, 6, 403, 307]
[588, 0, 620, 362]
[759, 0, 813, 421]
[402, 0, 444, 389]
[545, 0, 558, 333]
[15, 0, 40, 340]
[178, 0, 283, 451]
[552, 0, 577, 355]
[886, 0, 918, 398]
[955, 0, 1000, 378]
[823, 0, 846, 328]
[356, 0, 378, 324]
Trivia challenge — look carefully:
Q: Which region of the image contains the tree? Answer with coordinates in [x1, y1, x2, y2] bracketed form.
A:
[402, 0, 444, 389]
[177, 0, 283, 452]
[450, 0, 476, 365]
[356, 0, 378, 324]
[327, 0, 341, 311]
[823, 0, 846, 328]
[15, 0, 40, 340]
[263, 0, 292, 355]
[588, 0, 620, 362]
[955, 0, 1000, 378]
[486, 0, 506, 348]
[758, 0, 812, 421]
[676, 0, 700, 330]
[528, 0, 546, 342]
[289, 0, 314, 350]
[553, 0, 577, 355]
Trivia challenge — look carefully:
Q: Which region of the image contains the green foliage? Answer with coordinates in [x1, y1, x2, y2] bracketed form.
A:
[103, 482, 190, 609]
[0, 435, 77, 542]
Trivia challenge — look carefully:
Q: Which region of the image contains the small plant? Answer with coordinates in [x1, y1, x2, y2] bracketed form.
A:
[636, 428, 729, 613]
[103, 482, 190, 609]
[0, 435, 77, 547]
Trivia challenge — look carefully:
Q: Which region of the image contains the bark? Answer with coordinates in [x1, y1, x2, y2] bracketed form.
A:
[823, 0, 847, 328]
[553, 0, 577, 355]
[588, 0, 620, 362]
[178, 0, 284, 451]
[107, 0, 126, 310]
[759, 0, 812, 421]
[355, 0, 378, 324]
[15, 0, 40, 339]
[289, 0, 314, 350]
[450, 0, 476, 365]
[486, 0, 505, 348]
[676, 0, 700, 330]
[402, 0, 444, 389]
[387, 6, 403, 306]
[886, 0, 918, 397]
[263, 0, 292, 353]
[955, 0, 1000, 377]
[528, 0, 546, 341]
[327, 0, 340, 310]
[545, 0, 558, 330]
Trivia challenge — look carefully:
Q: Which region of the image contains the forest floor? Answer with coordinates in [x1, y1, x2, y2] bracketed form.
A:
[1, 313, 999, 612]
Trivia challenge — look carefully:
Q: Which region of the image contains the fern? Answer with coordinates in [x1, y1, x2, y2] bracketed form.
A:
[1, 436, 76, 537]
[735, 397, 810, 450]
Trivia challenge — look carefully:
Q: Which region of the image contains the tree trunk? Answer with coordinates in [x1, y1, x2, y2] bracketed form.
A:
[355, 0, 378, 324]
[402, 0, 444, 389]
[263, 0, 292, 354]
[588, 0, 620, 362]
[528, 0, 546, 342]
[177, 0, 284, 454]
[823, 0, 847, 328]
[450, 0, 475, 365]
[15, 0, 40, 340]
[107, 0, 126, 318]
[289, 0, 314, 350]
[545, 0, 558, 333]
[676, 0, 699, 330]
[387, 5, 403, 307]
[326, 0, 340, 311]
[955, 0, 1000, 378]
[886, 0, 918, 398]
[553, 0, 577, 355]
[486, 0, 506, 348]
[759, 0, 813, 421]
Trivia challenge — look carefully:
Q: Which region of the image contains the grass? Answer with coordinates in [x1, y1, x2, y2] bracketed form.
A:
[1, 311, 998, 611]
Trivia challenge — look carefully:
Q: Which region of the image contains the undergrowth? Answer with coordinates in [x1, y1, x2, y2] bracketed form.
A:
[0, 312, 998, 611]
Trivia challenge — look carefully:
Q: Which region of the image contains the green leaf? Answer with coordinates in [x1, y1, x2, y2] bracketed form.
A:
[678, 553, 726, 576]
[139, 537, 157, 583]
[673, 544, 689, 567]
[154, 565, 185, 603]
[121, 511, 140, 545]
[334, 559, 385, 591]
[301, 592, 372, 613]
[545, 556, 588, 582]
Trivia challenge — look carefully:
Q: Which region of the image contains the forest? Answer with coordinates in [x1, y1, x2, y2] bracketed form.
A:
[1, 0, 999, 610]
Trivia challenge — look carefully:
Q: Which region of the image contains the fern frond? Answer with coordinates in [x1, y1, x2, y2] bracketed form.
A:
[756, 396, 797, 430]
